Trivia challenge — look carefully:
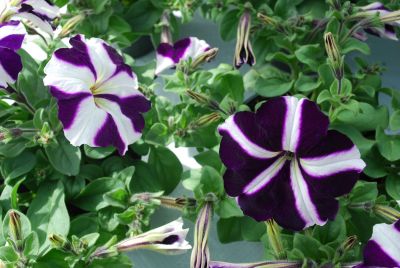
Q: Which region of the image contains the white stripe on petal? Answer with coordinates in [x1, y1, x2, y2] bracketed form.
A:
[282, 97, 302, 152]
[244, 156, 286, 195]
[96, 98, 142, 146]
[182, 37, 210, 61]
[219, 115, 279, 159]
[300, 146, 366, 177]
[155, 53, 175, 75]
[290, 159, 325, 228]
[43, 56, 95, 94]
[0, 22, 25, 41]
[371, 223, 400, 264]
[13, 12, 53, 34]
[24, 0, 59, 19]
[64, 97, 108, 147]
[85, 37, 117, 82]
[95, 70, 141, 98]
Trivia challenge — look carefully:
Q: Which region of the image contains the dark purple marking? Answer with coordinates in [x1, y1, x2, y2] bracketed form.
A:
[94, 114, 126, 155]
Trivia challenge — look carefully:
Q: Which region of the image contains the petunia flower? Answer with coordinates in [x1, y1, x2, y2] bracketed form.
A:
[0, 0, 59, 35]
[0, 20, 26, 88]
[43, 35, 151, 155]
[155, 37, 210, 75]
[358, 219, 400, 267]
[210, 260, 300, 268]
[115, 218, 191, 255]
[218, 96, 366, 231]
[357, 2, 399, 41]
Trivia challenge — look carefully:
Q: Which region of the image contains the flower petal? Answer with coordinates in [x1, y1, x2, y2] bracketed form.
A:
[23, 0, 59, 20]
[300, 130, 366, 197]
[155, 37, 210, 74]
[0, 21, 26, 50]
[363, 220, 400, 267]
[218, 112, 279, 162]
[0, 47, 22, 88]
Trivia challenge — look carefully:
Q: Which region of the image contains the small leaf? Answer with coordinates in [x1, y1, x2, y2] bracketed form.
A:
[45, 136, 81, 176]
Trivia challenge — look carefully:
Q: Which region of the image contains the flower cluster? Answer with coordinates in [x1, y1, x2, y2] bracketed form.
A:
[218, 96, 366, 230]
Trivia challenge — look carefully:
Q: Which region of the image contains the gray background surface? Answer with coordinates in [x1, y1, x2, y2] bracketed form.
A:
[128, 13, 400, 268]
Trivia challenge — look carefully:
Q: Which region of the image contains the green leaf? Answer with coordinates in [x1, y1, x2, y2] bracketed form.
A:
[27, 182, 69, 254]
[0, 246, 18, 263]
[194, 166, 224, 199]
[341, 38, 370, 55]
[84, 145, 115, 159]
[385, 174, 400, 201]
[194, 150, 222, 171]
[0, 138, 26, 158]
[145, 123, 170, 145]
[295, 44, 321, 70]
[33, 249, 69, 268]
[45, 136, 81, 176]
[390, 110, 400, 131]
[131, 146, 183, 194]
[213, 71, 244, 103]
[23, 231, 39, 257]
[376, 127, 400, 161]
[1, 151, 36, 183]
[332, 124, 375, 155]
[349, 181, 378, 204]
[217, 216, 265, 243]
[69, 215, 98, 237]
[294, 73, 321, 93]
[293, 233, 322, 260]
[363, 146, 388, 178]
[73, 177, 124, 211]
[103, 188, 129, 208]
[216, 197, 243, 218]
[220, 9, 240, 41]
[312, 215, 346, 244]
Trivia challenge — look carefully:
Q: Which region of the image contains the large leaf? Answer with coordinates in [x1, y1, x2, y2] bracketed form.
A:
[45, 136, 81, 176]
[27, 182, 69, 254]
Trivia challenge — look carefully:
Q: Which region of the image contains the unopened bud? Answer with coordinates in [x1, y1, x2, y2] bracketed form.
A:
[266, 219, 286, 259]
[190, 202, 212, 268]
[191, 48, 219, 69]
[234, 10, 256, 68]
[130, 191, 164, 205]
[49, 234, 72, 252]
[59, 14, 84, 38]
[257, 13, 277, 26]
[324, 32, 344, 80]
[380, 10, 400, 24]
[186, 90, 209, 105]
[373, 204, 400, 222]
[157, 196, 196, 210]
[193, 113, 221, 127]
[9, 211, 22, 243]
[160, 11, 172, 44]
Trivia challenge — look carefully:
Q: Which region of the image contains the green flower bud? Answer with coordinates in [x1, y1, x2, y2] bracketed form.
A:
[373, 204, 400, 222]
[324, 32, 344, 80]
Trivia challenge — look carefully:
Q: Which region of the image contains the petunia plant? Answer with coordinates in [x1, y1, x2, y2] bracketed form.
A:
[0, 0, 400, 267]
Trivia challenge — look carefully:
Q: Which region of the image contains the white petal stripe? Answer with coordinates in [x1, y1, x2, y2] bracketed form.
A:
[219, 115, 279, 159]
[290, 159, 326, 227]
[371, 223, 400, 264]
[244, 156, 286, 195]
[282, 97, 302, 152]
[300, 146, 366, 177]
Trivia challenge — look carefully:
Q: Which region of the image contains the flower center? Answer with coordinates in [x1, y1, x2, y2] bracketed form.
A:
[284, 151, 295, 161]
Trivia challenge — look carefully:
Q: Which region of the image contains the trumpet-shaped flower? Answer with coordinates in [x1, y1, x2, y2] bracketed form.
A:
[234, 10, 256, 68]
[43, 35, 151, 155]
[218, 96, 365, 231]
[115, 218, 191, 255]
[359, 219, 400, 267]
[0, 21, 26, 88]
[155, 37, 210, 75]
[0, 0, 59, 34]
[190, 202, 212, 268]
[359, 2, 399, 41]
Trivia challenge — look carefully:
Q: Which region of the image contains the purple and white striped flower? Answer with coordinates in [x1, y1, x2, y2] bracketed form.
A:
[43, 35, 151, 155]
[360, 219, 400, 267]
[155, 37, 210, 75]
[0, 20, 26, 88]
[0, 0, 59, 35]
[358, 2, 399, 41]
[218, 96, 366, 231]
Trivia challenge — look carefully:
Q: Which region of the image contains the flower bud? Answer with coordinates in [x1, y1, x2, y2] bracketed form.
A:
[160, 11, 172, 45]
[380, 10, 400, 24]
[324, 32, 344, 80]
[191, 48, 219, 70]
[266, 219, 287, 259]
[210, 261, 300, 268]
[234, 10, 256, 68]
[157, 196, 196, 210]
[9, 210, 22, 243]
[49, 234, 72, 252]
[257, 13, 277, 26]
[115, 218, 191, 255]
[130, 191, 164, 205]
[190, 202, 212, 268]
[58, 14, 84, 38]
[373, 204, 400, 222]
[192, 113, 221, 127]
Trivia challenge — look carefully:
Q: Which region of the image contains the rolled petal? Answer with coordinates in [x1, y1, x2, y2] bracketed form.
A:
[190, 202, 212, 268]
[155, 37, 210, 75]
[365, 25, 398, 41]
[210, 261, 300, 268]
[361, 2, 386, 11]
[116, 218, 191, 255]
[23, 0, 59, 20]
[300, 130, 366, 197]
[362, 220, 400, 267]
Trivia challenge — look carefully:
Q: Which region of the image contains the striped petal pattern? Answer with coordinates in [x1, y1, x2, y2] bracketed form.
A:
[362, 220, 400, 267]
[218, 96, 366, 230]
[0, 21, 26, 88]
[155, 37, 210, 75]
[1, 0, 59, 35]
[44, 35, 151, 155]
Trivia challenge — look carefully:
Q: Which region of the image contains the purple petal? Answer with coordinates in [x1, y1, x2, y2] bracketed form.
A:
[94, 114, 126, 155]
[0, 21, 26, 50]
[0, 47, 23, 86]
